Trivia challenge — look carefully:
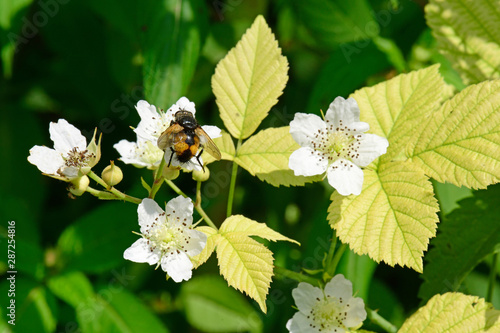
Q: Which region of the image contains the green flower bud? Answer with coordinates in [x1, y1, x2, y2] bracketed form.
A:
[162, 166, 180, 180]
[192, 167, 210, 182]
[101, 161, 123, 186]
[69, 175, 89, 196]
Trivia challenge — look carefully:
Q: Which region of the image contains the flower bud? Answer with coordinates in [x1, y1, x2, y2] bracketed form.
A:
[162, 166, 180, 180]
[192, 167, 210, 182]
[101, 161, 123, 186]
[69, 175, 90, 196]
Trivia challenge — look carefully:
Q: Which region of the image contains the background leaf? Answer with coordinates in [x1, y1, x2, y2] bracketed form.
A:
[295, 0, 379, 48]
[142, 0, 208, 107]
[426, 0, 500, 85]
[180, 275, 263, 333]
[56, 202, 137, 273]
[399, 292, 500, 332]
[212, 15, 289, 139]
[419, 185, 500, 302]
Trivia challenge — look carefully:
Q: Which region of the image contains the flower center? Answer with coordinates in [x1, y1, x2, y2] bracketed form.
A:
[138, 141, 163, 165]
[64, 147, 93, 168]
[144, 216, 191, 257]
[308, 296, 348, 332]
[312, 119, 362, 163]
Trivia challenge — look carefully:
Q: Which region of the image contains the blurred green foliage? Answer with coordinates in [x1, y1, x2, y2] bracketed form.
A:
[0, 0, 496, 332]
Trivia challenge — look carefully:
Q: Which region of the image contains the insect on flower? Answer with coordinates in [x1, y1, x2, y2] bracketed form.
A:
[158, 110, 221, 172]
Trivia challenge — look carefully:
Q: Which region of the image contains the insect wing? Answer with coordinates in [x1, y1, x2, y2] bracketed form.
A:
[157, 123, 184, 151]
[195, 127, 221, 160]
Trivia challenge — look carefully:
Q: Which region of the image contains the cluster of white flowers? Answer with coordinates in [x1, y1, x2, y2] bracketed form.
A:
[114, 97, 221, 171]
[287, 274, 367, 333]
[289, 97, 389, 196]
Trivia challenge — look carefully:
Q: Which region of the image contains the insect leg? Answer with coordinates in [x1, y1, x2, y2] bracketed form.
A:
[168, 147, 175, 167]
[195, 148, 205, 172]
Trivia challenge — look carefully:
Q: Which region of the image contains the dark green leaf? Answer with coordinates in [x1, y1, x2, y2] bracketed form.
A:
[307, 41, 389, 112]
[142, 0, 209, 107]
[295, 0, 378, 48]
[419, 185, 500, 302]
[0, 277, 57, 332]
[57, 202, 137, 273]
[180, 275, 263, 333]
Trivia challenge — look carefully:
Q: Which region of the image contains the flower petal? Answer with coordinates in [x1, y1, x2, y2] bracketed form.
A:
[327, 159, 364, 196]
[134, 100, 174, 143]
[28, 145, 64, 175]
[351, 134, 389, 167]
[50, 119, 87, 154]
[344, 297, 367, 328]
[173, 96, 196, 114]
[183, 229, 207, 256]
[123, 238, 160, 265]
[165, 195, 194, 227]
[289, 147, 328, 177]
[286, 312, 317, 333]
[324, 274, 353, 301]
[138, 198, 165, 233]
[161, 250, 193, 282]
[325, 97, 361, 126]
[292, 282, 323, 313]
[289, 113, 326, 148]
[201, 125, 222, 139]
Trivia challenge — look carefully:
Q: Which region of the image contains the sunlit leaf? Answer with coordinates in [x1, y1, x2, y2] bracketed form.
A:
[191, 226, 219, 269]
[399, 293, 500, 332]
[203, 131, 235, 165]
[212, 15, 289, 139]
[426, 0, 500, 85]
[328, 161, 439, 272]
[351, 64, 452, 161]
[214, 215, 297, 312]
[234, 126, 321, 187]
[410, 80, 500, 189]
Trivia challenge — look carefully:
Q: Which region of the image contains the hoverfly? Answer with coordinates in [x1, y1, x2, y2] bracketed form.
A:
[157, 110, 221, 171]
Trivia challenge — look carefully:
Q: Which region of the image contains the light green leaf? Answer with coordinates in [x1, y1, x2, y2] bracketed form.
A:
[142, 0, 208, 107]
[234, 126, 322, 187]
[426, 0, 500, 85]
[203, 131, 235, 165]
[212, 15, 289, 139]
[410, 80, 500, 189]
[214, 215, 296, 312]
[220, 214, 299, 245]
[419, 185, 500, 303]
[191, 226, 219, 269]
[399, 293, 500, 332]
[351, 64, 452, 161]
[181, 275, 263, 333]
[295, 0, 379, 48]
[328, 161, 439, 272]
[216, 233, 273, 313]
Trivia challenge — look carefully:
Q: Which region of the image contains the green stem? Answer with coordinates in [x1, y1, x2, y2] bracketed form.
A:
[274, 266, 322, 287]
[165, 179, 218, 230]
[327, 243, 347, 277]
[86, 186, 118, 200]
[149, 158, 166, 199]
[325, 230, 337, 273]
[367, 308, 398, 333]
[226, 139, 242, 217]
[487, 253, 498, 302]
[87, 171, 141, 204]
